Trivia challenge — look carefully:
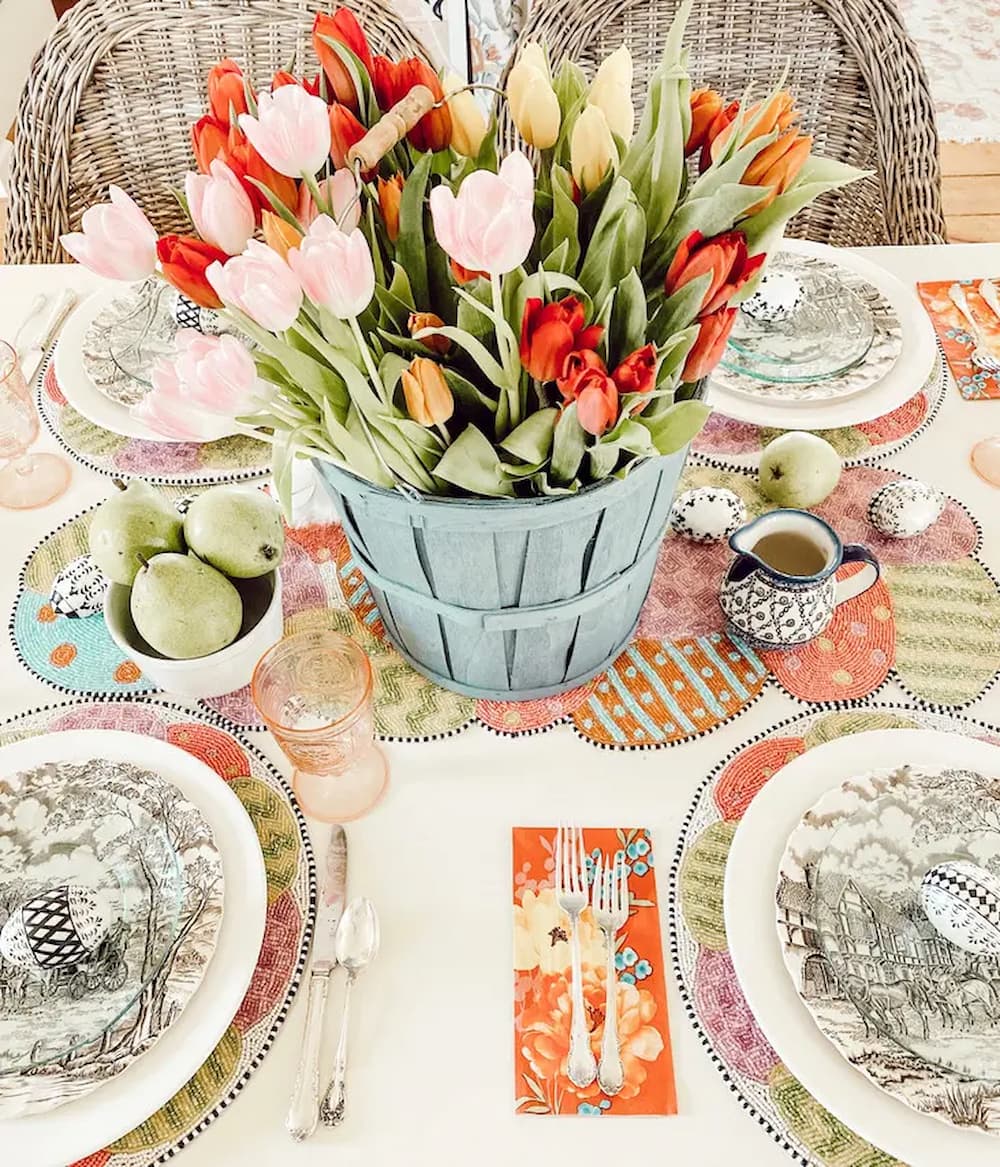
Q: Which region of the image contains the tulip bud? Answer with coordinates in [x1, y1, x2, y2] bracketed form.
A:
[207, 59, 252, 125]
[408, 312, 450, 355]
[191, 115, 230, 174]
[506, 43, 561, 149]
[686, 88, 723, 155]
[157, 235, 228, 309]
[450, 258, 488, 285]
[742, 131, 812, 212]
[699, 100, 739, 173]
[377, 174, 404, 243]
[313, 8, 373, 111]
[588, 46, 634, 144]
[571, 104, 616, 194]
[443, 71, 489, 158]
[262, 211, 303, 261]
[329, 103, 368, 171]
[401, 357, 454, 427]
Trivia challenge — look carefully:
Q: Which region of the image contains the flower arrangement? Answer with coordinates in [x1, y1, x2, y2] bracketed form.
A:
[63, 0, 862, 505]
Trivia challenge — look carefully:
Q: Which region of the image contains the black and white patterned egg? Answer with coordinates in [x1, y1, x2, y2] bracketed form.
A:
[49, 554, 108, 618]
[867, 480, 944, 539]
[921, 860, 1000, 956]
[740, 271, 805, 323]
[0, 885, 112, 970]
[669, 487, 747, 543]
[174, 494, 197, 516]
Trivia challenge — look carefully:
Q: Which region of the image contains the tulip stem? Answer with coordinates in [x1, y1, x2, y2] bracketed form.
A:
[490, 274, 521, 430]
[348, 314, 388, 405]
[435, 422, 451, 447]
[301, 170, 333, 218]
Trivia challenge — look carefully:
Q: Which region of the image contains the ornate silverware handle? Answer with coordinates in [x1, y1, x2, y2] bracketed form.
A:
[567, 915, 597, 1087]
[949, 284, 987, 340]
[286, 969, 331, 1141]
[597, 933, 624, 1094]
[320, 970, 355, 1126]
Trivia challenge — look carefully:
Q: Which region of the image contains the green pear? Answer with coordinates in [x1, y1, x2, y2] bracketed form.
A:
[758, 432, 842, 508]
[89, 481, 185, 586]
[183, 487, 285, 579]
[130, 552, 243, 660]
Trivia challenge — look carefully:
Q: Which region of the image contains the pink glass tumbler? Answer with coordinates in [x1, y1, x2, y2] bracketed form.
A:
[252, 630, 388, 822]
[0, 340, 70, 509]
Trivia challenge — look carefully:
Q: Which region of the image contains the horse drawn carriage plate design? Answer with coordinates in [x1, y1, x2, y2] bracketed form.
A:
[779, 763, 1000, 1133]
[0, 752, 223, 1119]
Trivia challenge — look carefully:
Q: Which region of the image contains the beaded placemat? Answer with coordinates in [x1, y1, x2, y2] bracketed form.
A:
[0, 698, 313, 1167]
[668, 704, 1000, 1167]
[693, 355, 946, 472]
[36, 357, 271, 486]
[14, 464, 1000, 747]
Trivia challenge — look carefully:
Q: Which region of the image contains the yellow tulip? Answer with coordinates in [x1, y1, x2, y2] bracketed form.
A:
[444, 71, 489, 158]
[506, 42, 561, 149]
[261, 212, 302, 262]
[402, 357, 454, 426]
[588, 45, 634, 143]
[571, 103, 616, 194]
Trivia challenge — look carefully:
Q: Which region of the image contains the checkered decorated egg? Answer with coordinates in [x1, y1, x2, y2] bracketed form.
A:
[669, 487, 747, 543]
[921, 860, 1000, 955]
[739, 272, 805, 323]
[0, 885, 112, 970]
[49, 554, 108, 618]
[868, 479, 945, 539]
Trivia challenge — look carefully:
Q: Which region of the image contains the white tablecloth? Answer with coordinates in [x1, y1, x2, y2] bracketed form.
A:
[2, 244, 999, 1167]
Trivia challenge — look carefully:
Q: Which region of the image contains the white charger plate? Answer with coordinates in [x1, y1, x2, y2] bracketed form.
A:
[0, 730, 267, 1167]
[53, 287, 239, 444]
[724, 728, 1000, 1167]
[707, 239, 937, 429]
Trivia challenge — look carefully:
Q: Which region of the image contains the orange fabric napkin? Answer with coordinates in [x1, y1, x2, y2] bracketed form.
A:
[512, 826, 676, 1116]
[917, 279, 1000, 400]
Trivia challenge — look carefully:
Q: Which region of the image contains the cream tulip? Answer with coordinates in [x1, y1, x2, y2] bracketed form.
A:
[588, 45, 635, 143]
[444, 71, 489, 158]
[506, 42, 561, 149]
[570, 103, 616, 193]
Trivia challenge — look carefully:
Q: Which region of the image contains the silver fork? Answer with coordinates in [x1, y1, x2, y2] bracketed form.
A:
[979, 279, 1000, 328]
[948, 283, 1000, 373]
[554, 824, 597, 1088]
[592, 852, 628, 1095]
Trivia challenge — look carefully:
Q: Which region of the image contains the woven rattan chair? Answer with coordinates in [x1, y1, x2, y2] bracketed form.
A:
[504, 0, 946, 246]
[6, 0, 430, 263]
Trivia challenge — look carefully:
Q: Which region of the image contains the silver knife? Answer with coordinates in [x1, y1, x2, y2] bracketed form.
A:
[286, 826, 347, 1141]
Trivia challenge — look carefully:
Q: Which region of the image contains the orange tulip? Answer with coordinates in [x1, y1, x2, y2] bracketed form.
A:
[742, 130, 812, 211]
[262, 212, 303, 261]
[681, 307, 738, 382]
[555, 348, 619, 436]
[698, 99, 739, 173]
[710, 89, 797, 162]
[686, 88, 723, 156]
[449, 258, 488, 285]
[371, 55, 397, 111]
[208, 58, 252, 125]
[313, 8, 373, 110]
[224, 131, 299, 221]
[271, 70, 322, 96]
[157, 236, 228, 309]
[329, 103, 368, 171]
[401, 357, 454, 426]
[664, 229, 765, 316]
[408, 312, 450, 355]
[370, 57, 452, 153]
[519, 296, 604, 383]
[191, 115, 229, 174]
[611, 343, 657, 398]
[377, 174, 404, 242]
[557, 348, 607, 403]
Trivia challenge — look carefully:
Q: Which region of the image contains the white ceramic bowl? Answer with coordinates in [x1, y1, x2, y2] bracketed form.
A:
[104, 570, 283, 698]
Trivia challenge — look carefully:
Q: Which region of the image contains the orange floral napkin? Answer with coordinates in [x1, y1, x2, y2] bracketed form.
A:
[917, 279, 1000, 400]
[512, 826, 676, 1116]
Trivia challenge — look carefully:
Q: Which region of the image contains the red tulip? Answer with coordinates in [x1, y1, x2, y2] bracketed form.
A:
[191, 115, 229, 174]
[313, 9, 373, 110]
[557, 348, 607, 403]
[329, 103, 368, 171]
[575, 366, 619, 436]
[699, 99, 739, 173]
[224, 128, 299, 221]
[449, 258, 488, 285]
[272, 70, 322, 96]
[611, 343, 657, 399]
[664, 229, 765, 317]
[370, 57, 452, 152]
[682, 307, 738, 382]
[207, 59, 252, 125]
[686, 89, 723, 156]
[371, 55, 397, 110]
[520, 296, 604, 383]
[157, 236, 228, 309]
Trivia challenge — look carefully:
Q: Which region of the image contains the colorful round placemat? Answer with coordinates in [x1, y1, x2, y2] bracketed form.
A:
[36, 356, 271, 486]
[0, 697, 313, 1167]
[668, 704, 1000, 1167]
[692, 355, 947, 473]
[12, 464, 1000, 745]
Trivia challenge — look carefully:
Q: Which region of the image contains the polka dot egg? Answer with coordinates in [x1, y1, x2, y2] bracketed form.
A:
[921, 860, 1000, 956]
[669, 487, 747, 543]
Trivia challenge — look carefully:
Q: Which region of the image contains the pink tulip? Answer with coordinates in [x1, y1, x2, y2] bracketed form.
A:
[184, 160, 255, 256]
[238, 85, 331, 178]
[207, 240, 303, 331]
[296, 170, 361, 230]
[286, 215, 375, 318]
[428, 150, 535, 276]
[59, 185, 157, 280]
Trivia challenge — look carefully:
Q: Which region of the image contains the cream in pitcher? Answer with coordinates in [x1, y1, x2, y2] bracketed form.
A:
[719, 509, 880, 649]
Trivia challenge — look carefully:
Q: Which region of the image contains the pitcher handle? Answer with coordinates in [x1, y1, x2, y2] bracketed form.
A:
[834, 545, 880, 607]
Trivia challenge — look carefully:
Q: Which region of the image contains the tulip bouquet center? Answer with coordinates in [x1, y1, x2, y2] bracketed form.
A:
[64, 0, 862, 506]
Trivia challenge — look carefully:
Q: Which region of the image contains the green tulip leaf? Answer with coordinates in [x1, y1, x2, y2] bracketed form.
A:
[608, 267, 648, 366]
[317, 37, 378, 124]
[397, 151, 433, 308]
[413, 325, 506, 387]
[540, 165, 581, 275]
[648, 272, 712, 343]
[434, 424, 515, 496]
[646, 184, 768, 284]
[499, 408, 558, 463]
[550, 402, 587, 484]
[639, 398, 711, 454]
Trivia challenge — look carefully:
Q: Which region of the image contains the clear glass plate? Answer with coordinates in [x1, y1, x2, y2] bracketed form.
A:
[722, 254, 877, 383]
[0, 766, 184, 1075]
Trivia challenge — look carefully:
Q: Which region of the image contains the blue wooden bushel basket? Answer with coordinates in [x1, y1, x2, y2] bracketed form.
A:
[314, 449, 692, 700]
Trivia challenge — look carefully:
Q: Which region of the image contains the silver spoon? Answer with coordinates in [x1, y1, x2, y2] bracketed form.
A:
[319, 897, 380, 1127]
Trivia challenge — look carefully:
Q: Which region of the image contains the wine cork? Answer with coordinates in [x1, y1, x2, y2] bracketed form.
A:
[347, 85, 436, 171]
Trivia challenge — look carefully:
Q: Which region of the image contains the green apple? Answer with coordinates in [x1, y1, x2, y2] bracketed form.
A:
[130, 552, 242, 660]
[88, 481, 185, 586]
[758, 432, 842, 508]
[183, 487, 285, 579]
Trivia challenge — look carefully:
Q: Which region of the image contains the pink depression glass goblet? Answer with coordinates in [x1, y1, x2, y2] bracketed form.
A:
[0, 339, 71, 509]
[252, 630, 388, 822]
